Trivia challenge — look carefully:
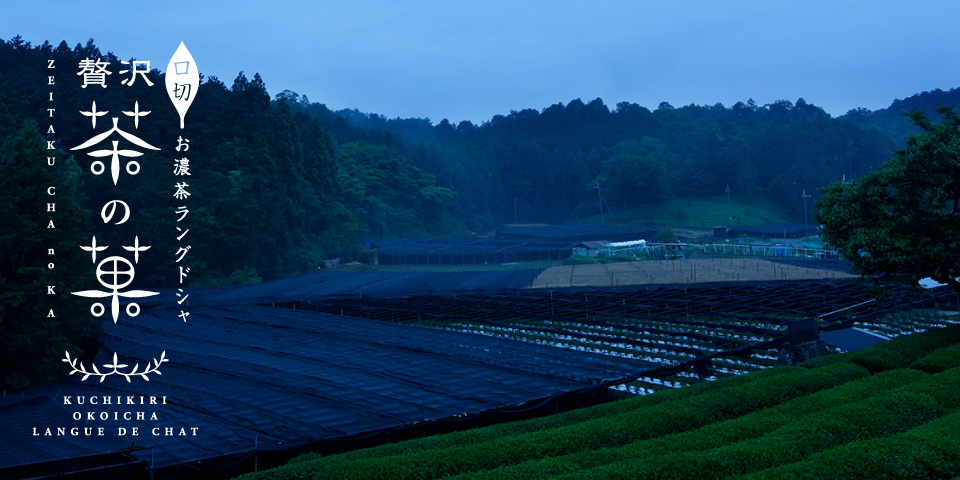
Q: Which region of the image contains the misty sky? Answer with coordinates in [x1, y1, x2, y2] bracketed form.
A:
[4, 1, 960, 124]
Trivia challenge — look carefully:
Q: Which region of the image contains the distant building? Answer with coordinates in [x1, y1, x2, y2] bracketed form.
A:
[572, 241, 607, 256]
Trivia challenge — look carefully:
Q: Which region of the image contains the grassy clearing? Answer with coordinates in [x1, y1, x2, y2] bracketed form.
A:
[581, 195, 799, 228]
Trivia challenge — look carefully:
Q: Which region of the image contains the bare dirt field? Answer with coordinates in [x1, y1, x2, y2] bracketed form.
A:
[530, 258, 855, 288]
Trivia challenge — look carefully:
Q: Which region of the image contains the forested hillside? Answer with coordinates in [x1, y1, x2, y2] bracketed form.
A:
[0, 36, 467, 289]
[294, 96, 899, 226]
[0, 36, 463, 389]
[0, 34, 954, 391]
[842, 87, 960, 148]
[1, 34, 951, 289]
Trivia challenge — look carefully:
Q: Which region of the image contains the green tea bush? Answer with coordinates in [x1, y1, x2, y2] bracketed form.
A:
[743, 409, 960, 480]
[850, 325, 960, 372]
[561, 388, 944, 480]
[452, 368, 917, 480]
[274, 366, 816, 473]
[241, 364, 865, 480]
[275, 366, 805, 472]
[804, 325, 960, 373]
[911, 343, 960, 373]
[240, 326, 960, 480]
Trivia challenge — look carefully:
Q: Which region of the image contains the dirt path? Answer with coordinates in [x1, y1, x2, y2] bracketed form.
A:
[530, 258, 854, 288]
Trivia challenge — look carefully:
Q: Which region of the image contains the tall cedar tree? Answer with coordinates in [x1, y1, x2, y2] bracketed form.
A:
[0, 122, 98, 391]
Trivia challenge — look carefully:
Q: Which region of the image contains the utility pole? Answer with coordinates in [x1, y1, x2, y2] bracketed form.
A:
[802, 189, 812, 238]
[725, 184, 732, 223]
[594, 182, 604, 225]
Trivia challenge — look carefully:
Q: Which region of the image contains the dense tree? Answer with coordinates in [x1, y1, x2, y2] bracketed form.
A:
[0, 38, 369, 389]
[336, 142, 458, 238]
[594, 138, 678, 207]
[817, 107, 960, 293]
[0, 122, 98, 390]
[654, 227, 678, 243]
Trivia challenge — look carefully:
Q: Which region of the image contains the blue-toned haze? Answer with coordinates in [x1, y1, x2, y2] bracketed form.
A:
[3, 1, 960, 123]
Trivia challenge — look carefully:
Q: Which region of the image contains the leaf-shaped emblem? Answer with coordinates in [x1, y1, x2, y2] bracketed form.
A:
[165, 42, 199, 129]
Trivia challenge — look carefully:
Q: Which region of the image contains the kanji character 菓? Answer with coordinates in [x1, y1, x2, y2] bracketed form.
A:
[71, 253, 158, 323]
